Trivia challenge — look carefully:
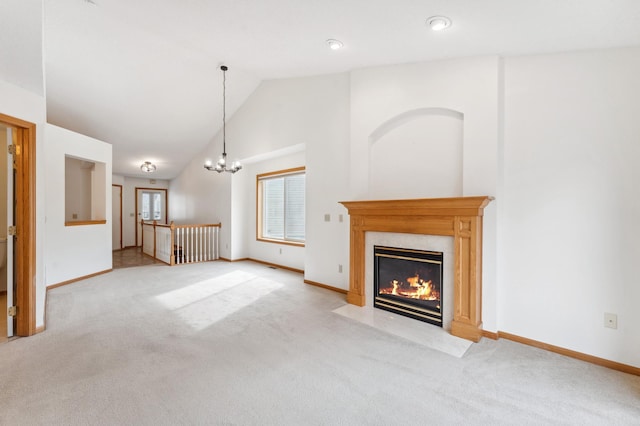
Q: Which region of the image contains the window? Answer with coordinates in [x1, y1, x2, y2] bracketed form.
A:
[257, 167, 305, 245]
[139, 190, 166, 222]
[141, 192, 163, 220]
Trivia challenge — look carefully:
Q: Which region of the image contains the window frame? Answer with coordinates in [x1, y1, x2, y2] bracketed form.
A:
[256, 166, 306, 247]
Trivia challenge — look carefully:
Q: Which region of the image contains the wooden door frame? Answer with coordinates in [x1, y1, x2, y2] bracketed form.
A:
[112, 184, 123, 250]
[0, 113, 36, 336]
[134, 187, 168, 246]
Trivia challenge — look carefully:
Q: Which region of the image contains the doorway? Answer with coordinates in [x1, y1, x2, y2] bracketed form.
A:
[134, 187, 167, 246]
[0, 113, 36, 337]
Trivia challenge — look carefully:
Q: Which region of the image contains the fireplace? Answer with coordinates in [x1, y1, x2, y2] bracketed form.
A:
[374, 246, 443, 326]
[340, 196, 493, 342]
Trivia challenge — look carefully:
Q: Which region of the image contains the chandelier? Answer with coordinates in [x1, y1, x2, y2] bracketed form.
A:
[204, 65, 242, 174]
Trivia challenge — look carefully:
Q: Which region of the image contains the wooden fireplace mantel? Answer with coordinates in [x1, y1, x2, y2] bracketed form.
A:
[340, 196, 494, 342]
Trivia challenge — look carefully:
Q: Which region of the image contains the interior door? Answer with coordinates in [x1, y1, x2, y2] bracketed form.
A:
[112, 184, 122, 250]
[135, 188, 167, 246]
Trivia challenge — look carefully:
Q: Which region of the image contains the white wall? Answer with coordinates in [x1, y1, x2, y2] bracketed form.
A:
[502, 47, 640, 368]
[302, 74, 351, 289]
[369, 111, 464, 198]
[0, 0, 44, 97]
[91, 162, 107, 220]
[0, 79, 47, 328]
[349, 57, 500, 199]
[44, 124, 112, 286]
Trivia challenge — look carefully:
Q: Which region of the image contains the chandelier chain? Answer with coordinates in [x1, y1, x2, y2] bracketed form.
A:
[222, 66, 226, 156]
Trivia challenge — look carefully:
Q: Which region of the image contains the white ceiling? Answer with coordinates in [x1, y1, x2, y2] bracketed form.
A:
[3, 0, 640, 179]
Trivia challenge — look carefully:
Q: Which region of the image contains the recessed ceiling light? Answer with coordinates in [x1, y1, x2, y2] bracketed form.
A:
[426, 16, 452, 31]
[326, 39, 344, 50]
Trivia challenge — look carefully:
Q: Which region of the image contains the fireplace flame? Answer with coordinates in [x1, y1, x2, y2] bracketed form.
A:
[379, 274, 440, 301]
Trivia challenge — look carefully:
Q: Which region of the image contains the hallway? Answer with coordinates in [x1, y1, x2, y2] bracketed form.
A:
[112, 247, 161, 269]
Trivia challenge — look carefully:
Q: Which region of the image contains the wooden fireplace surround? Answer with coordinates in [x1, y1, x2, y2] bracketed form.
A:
[340, 196, 493, 342]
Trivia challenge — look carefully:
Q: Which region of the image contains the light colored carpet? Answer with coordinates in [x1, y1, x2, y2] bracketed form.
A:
[0, 260, 638, 425]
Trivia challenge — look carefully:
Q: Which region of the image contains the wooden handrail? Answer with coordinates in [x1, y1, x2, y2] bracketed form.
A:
[172, 223, 221, 229]
[141, 221, 171, 228]
[141, 222, 221, 229]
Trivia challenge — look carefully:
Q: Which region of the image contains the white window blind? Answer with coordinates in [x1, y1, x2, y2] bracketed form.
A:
[259, 169, 305, 243]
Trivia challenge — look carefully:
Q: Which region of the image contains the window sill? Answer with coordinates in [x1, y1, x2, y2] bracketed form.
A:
[257, 238, 305, 248]
[65, 220, 107, 227]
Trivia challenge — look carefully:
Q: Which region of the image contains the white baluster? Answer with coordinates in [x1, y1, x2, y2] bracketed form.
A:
[196, 226, 201, 262]
[180, 228, 184, 264]
[207, 226, 211, 261]
[188, 227, 192, 263]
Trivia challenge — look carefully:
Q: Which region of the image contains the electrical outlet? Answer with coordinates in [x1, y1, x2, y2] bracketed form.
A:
[324, 214, 331, 222]
[279, 248, 282, 254]
[339, 214, 343, 222]
[604, 313, 617, 329]
[338, 264, 343, 273]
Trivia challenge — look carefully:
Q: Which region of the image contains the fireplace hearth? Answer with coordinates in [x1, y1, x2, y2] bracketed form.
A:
[374, 246, 443, 326]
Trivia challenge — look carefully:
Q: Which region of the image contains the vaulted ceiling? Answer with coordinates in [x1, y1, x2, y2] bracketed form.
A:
[2, 0, 640, 179]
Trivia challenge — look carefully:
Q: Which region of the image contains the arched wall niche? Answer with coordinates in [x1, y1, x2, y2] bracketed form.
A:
[368, 107, 464, 199]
